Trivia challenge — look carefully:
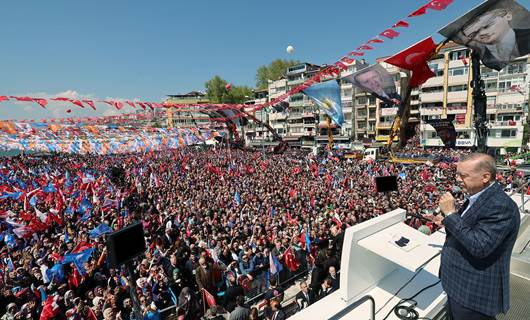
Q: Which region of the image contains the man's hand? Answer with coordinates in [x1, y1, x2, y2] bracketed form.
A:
[439, 192, 456, 216]
[424, 214, 444, 227]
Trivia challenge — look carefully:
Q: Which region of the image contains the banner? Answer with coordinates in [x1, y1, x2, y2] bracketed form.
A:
[426, 119, 457, 148]
[302, 80, 344, 126]
[439, 0, 530, 71]
[343, 64, 401, 105]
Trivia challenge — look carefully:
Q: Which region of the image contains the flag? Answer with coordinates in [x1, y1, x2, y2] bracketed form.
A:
[62, 248, 95, 276]
[283, 247, 299, 272]
[426, 119, 456, 148]
[88, 224, 113, 239]
[270, 206, 275, 218]
[45, 264, 65, 282]
[64, 229, 70, 243]
[332, 213, 343, 229]
[302, 80, 344, 126]
[38, 286, 48, 302]
[6, 257, 14, 272]
[367, 38, 384, 44]
[234, 191, 241, 206]
[380, 29, 400, 39]
[357, 44, 374, 51]
[385, 37, 438, 87]
[43, 181, 56, 193]
[203, 289, 216, 307]
[392, 20, 410, 28]
[269, 252, 283, 275]
[78, 197, 92, 214]
[305, 229, 311, 252]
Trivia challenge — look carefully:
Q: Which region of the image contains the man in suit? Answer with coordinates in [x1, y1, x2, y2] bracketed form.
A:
[461, 7, 530, 70]
[430, 153, 520, 319]
[295, 281, 316, 310]
[222, 276, 244, 312]
[228, 296, 250, 320]
[328, 266, 340, 291]
[269, 300, 286, 320]
[354, 68, 401, 104]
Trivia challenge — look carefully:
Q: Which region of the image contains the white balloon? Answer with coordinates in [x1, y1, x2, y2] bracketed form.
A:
[286, 45, 294, 54]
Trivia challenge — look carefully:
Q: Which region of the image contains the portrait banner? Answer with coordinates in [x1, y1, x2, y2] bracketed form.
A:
[302, 80, 344, 126]
[342, 64, 401, 105]
[426, 119, 457, 148]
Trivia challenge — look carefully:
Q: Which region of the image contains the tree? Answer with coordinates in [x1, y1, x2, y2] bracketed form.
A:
[204, 75, 254, 104]
[255, 59, 301, 89]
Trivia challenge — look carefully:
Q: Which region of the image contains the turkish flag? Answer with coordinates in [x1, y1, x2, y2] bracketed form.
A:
[367, 38, 384, 44]
[125, 100, 136, 108]
[33, 98, 48, 108]
[283, 247, 299, 272]
[0, 96, 9, 102]
[385, 37, 437, 87]
[357, 45, 374, 51]
[203, 289, 216, 307]
[82, 100, 96, 110]
[340, 56, 356, 64]
[380, 29, 400, 39]
[70, 99, 85, 108]
[136, 102, 147, 110]
[427, 0, 453, 11]
[392, 20, 409, 28]
[348, 51, 364, 56]
[11, 96, 33, 102]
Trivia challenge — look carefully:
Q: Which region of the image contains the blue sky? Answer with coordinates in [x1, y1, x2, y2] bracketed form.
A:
[1, 0, 528, 120]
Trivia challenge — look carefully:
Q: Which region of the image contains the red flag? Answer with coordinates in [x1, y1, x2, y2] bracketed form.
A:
[427, 0, 453, 11]
[380, 29, 400, 39]
[367, 38, 384, 44]
[460, 57, 468, 66]
[144, 102, 154, 110]
[113, 101, 124, 110]
[357, 45, 374, 51]
[136, 102, 147, 110]
[0, 96, 9, 102]
[283, 247, 299, 272]
[70, 100, 85, 108]
[334, 61, 349, 70]
[125, 100, 136, 108]
[11, 96, 33, 102]
[82, 100, 97, 110]
[203, 289, 216, 307]
[33, 98, 48, 108]
[66, 109, 72, 113]
[340, 56, 356, 64]
[348, 51, 365, 56]
[225, 83, 232, 91]
[384, 37, 437, 87]
[392, 20, 410, 28]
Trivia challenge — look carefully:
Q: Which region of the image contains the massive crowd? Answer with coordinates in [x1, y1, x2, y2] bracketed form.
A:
[0, 145, 525, 320]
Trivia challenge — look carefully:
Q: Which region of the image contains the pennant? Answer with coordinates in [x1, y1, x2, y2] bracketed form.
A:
[392, 20, 410, 28]
[348, 51, 365, 56]
[203, 289, 216, 307]
[380, 29, 400, 39]
[0, 96, 9, 102]
[88, 223, 113, 238]
[33, 98, 48, 108]
[82, 100, 96, 110]
[367, 38, 384, 44]
[70, 100, 85, 108]
[357, 45, 374, 51]
[61, 248, 95, 276]
[302, 80, 344, 126]
[385, 37, 438, 87]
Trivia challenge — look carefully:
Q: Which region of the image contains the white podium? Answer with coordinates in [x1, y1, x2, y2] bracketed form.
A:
[290, 209, 447, 320]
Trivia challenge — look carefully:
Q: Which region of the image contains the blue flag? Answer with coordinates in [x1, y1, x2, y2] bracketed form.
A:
[302, 80, 344, 126]
[78, 197, 92, 214]
[62, 248, 95, 276]
[29, 194, 38, 207]
[46, 264, 65, 282]
[64, 229, 70, 243]
[234, 191, 241, 206]
[43, 181, 56, 193]
[88, 224, 113, 239]
[305, 228, 311, 253]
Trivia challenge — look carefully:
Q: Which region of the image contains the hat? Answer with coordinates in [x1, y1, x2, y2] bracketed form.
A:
[6, 303, 17, 311]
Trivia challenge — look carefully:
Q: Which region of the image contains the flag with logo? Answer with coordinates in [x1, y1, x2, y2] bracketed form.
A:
[269, 252, 283, 275]
[302, 80, 344, 126]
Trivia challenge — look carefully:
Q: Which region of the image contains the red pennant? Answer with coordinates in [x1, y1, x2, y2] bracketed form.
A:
[460, 57, 468, 66]
[70, 99, 85, 108]
[357, 45, 374, 51]
[340, 56, 356, 64]
[408, 6, 428, 17]
[0, 96, 9, 102]
[385, 37, 437, 87]
[125, 100, 136, 108]
[51, 97, 70, 101]
[113, 101, 124, 110]
[380, 29, 400, 39]
[82, 100, 96, 110]
[348, 51, 365, 56]
[367, 38, 384, 44]
[203, 289, 216, 307]
[334, 61, 349, 70]
[392, 20, 410, 28]
[11, 96, 33, 102]
[144, 102, 154, 110]
[33, 98, 48, 108]
[427, 0, 453, 10]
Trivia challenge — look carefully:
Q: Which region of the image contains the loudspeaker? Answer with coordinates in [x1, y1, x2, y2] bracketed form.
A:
[107, 222, 146, 268]
[375, 176, 398, 193]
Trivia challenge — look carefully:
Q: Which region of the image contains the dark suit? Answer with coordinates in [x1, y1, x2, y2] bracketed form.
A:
[481, 28, 530, 71]
[295, 290, 316, 309]
[440, 182, 520, 318]
[270, 309, 286, 320]
[222, 285, 244, 312]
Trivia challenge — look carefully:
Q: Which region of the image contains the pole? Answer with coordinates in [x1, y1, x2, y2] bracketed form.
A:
[471, 51, 488, 153]
[351, 86, 357, 145]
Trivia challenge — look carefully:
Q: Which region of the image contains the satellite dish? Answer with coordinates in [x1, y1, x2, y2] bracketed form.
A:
[286, 45, 294, 54]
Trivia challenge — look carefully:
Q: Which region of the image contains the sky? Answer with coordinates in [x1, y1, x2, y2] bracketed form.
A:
[1, 0, 529, 120]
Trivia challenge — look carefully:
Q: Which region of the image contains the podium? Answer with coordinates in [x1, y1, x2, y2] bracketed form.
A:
[290, 209, 447, 320]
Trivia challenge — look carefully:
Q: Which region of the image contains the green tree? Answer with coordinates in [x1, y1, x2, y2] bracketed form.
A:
[255, 59, 300, 89]
[205, 75, 254, 104]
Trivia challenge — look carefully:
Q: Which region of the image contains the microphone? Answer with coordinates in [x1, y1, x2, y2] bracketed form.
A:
[406, 213, 434, 222]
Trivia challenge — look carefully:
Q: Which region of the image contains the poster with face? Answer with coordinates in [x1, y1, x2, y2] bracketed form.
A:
[342, 64, 400, 105]
[439, 0, 530, 71]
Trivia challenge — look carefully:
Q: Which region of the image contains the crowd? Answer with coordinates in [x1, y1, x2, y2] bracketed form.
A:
[0, 145, 524, 320]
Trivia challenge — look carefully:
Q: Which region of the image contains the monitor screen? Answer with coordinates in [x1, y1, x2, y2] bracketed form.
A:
[375, 176, 398, 193]
[107, 222, 146, 268]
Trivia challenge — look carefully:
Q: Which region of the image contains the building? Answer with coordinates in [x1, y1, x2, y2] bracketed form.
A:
[417, 43, 528, 153]
[164, 91, 210, 129]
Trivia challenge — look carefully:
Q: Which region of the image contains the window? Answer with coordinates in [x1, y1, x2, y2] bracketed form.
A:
[485, 81, 497, 92]
[487, 96, 496, 107]
[357, 97, 368, 105]
[448, 67, 468, 76]
[500, 130, 516, 138]
[448, 85, 467, 92]
[422, 86, 444, 93]
[498, 81, 511, 93]
[449, 49, 470, 61]
[502, 62, 526, 75]
[368, 97, 376, 105]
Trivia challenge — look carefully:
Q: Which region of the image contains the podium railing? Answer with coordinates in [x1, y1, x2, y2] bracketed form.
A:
[327, 295, 375, 320]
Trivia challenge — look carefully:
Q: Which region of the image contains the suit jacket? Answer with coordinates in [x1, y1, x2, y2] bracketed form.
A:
[482, 28, 530, 71]
[271, 309, 286, 320]
[440, 182, 520, 316]
[295, 290, 316, 309]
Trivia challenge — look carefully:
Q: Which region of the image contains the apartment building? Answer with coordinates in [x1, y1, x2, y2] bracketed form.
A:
[164, 91, 210, 129]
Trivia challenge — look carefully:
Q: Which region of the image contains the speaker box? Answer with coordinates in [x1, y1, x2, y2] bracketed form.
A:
[107, 222, 146, 268]
[375, 176, 398, 193]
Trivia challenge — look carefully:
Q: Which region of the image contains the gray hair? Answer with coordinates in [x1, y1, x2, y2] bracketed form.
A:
[460, 153, 497, 180]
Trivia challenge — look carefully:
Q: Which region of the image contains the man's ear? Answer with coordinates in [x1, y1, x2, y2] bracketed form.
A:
[505, 11, 513, 22]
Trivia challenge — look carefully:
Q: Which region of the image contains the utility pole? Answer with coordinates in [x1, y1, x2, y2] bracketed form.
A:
[471, 51, 488, 153]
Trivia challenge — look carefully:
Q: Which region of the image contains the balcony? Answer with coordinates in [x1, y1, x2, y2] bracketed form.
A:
[377, 122, 393, 128]
[420, 108, 443, 116]
[302, 112, 316, 118]
[447, 91, 468, 103]
[420, 92, 444, 103]
[447, 75, 469, 85]
[269, 113, 287, 121]
[490, 120, 522, 128]
[446, 106, 468, 114]
[422, 76, 444, 87]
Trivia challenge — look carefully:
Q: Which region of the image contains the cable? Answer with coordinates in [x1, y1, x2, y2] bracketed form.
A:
[382, 280, 441, 320]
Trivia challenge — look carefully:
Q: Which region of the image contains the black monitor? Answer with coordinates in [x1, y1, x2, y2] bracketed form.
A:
[107, 222, 146, 268]
[375, 176, 398, 193]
